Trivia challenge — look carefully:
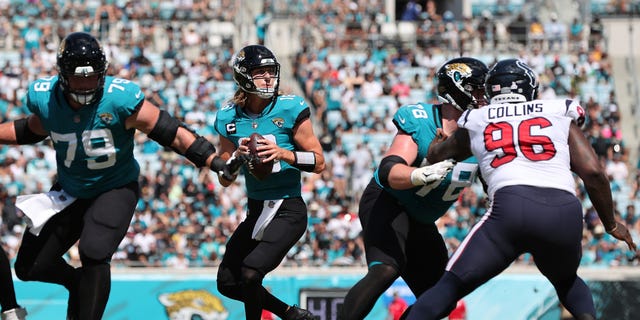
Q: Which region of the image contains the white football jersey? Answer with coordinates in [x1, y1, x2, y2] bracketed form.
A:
[458, 99, 585, 199]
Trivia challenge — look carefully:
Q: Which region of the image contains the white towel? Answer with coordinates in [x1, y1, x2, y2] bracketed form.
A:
[252, 199, 283, 241]
[16, 190, 77, 236]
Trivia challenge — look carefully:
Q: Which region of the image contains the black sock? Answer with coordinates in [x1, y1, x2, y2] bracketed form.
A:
[76, 264, 111, 320]
[262, 286, 288, 318]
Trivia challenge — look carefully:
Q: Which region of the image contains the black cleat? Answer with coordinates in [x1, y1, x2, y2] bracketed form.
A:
[284, 305, 317, 320]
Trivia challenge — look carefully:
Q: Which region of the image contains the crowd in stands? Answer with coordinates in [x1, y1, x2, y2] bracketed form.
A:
[0, 1, 639, 271]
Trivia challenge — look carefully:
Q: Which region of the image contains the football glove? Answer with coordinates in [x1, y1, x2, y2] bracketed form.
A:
[410, 159, 456, 186]
[220, 154, 249, 181]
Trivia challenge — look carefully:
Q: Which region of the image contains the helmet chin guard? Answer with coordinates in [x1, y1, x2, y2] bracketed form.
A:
[254, 79, 279, 99]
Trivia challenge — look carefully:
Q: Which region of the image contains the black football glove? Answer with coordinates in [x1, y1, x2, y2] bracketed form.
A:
[223, 154, 249, 180]
[210, 155, 248, 181]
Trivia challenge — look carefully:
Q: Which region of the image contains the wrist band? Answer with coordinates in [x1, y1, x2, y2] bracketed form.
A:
[606, 223, 618, 233]
[293, 151, 315, 172]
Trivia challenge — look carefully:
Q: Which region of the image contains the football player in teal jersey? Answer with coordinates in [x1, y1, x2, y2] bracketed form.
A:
[339, 57, 489, 320]
[214, 45, 325, 320]
[0, 32, 230, 320]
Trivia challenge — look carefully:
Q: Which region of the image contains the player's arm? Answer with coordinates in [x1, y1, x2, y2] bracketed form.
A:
[216, 135, 250, 186]
[378, 131, 453, 190]
[378, 132, 419, 189]
[0, 114, 48, 145]
[568, 122, 636, 251]
[260, 117, 325, 174]
[126, 100, 227, 173]
[426, 128, 472, 163]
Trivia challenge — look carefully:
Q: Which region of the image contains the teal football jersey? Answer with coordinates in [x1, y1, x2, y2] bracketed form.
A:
[26, 76, 143, 198]
[214, 95, 309, 200]
[373, 103, 479, 224]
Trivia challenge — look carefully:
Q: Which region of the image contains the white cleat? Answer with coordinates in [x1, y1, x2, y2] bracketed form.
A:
[1, 307, 27, 320]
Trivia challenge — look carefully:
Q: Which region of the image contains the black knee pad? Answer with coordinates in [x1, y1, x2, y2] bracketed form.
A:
[216, 265, 236, 288]
[14, 257, 48, 281]
[240, 266, 264, 287]
[80, 253, 109, 267]
[369, 263, 400, 280]
[13, 259, 32, 281]
[216, 266, 242, 299]
[78, 242, 114, 263]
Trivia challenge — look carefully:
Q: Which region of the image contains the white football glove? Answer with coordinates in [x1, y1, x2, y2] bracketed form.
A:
[410, 159, 456, 186]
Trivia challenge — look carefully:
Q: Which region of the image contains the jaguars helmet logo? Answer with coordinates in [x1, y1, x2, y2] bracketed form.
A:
[233, 50, 247, 74]
[444, 63, 473, 84]
[158, 289, 228, 320]
[236, 49, 245, 62]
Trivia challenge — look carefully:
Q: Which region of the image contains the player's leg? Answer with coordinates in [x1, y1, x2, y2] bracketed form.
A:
[75, 181, 138, 320]
[340, 181, 406, 320]
[407, 187, 524, 320]
[14, 195, 85, 320]
[241, 197, 311, 320]
[1, 248, 26, 319]
[528, 189, 596, 320]
[402, 220, 448, 296]
[216, 201, 270, 320]
[14, 198, 84, 289]
[216, 217, 259, 301]
[0, 248, 18, 310]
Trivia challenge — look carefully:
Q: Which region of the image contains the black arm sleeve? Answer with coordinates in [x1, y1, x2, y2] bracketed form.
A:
[148, 110, 180, 147]
[14, 118, 47, 145]
[184, 135, 217, 168]
[377, 155, 407, 188]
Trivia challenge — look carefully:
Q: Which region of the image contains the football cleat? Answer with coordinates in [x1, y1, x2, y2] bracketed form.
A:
[1, 307, 27, 320]
[284, 305, 317, 320]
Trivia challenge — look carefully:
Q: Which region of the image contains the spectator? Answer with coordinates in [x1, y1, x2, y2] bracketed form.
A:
[360, 73, 384, 100]
[606, 153, 629, 184]
[528, 17, 544, 49]
[507, 13, 528, 49]
[347, 142, 373, 203]
[388, 291, 408, 320]
[255, 6, 271, 46]
[329, 150, 348, 200]
[569, 18, 585, 51]
[448, 299, 467, 320]
[589, 15, 604, 49]
[544, 13, 566, 51]
[400, 0, 422, 21]
[390, 78, 411, 99]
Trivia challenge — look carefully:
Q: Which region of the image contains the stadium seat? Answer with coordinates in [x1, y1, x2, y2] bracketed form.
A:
[397, 22, 417, 47]
[380, 22, 398, 45]
[158, 1, 176, 20]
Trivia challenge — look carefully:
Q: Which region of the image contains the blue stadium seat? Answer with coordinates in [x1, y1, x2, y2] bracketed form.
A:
[158, 1, 176, 20]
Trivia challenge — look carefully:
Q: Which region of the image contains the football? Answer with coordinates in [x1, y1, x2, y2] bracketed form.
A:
[247, 133, 273, 180]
